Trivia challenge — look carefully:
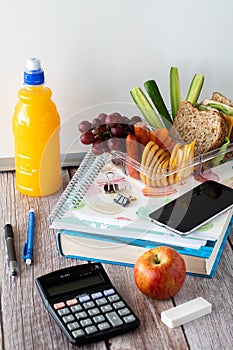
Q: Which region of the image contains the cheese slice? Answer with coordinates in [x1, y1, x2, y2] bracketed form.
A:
[224, 115, 233, 138]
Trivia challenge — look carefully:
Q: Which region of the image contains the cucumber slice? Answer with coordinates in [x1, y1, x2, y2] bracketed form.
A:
[144, 80, 173, 130]
[186, 74, 204, 104]
[130, 87, 164, 129]
[170, 67, 181, 118]
[202, 99, 233, 116]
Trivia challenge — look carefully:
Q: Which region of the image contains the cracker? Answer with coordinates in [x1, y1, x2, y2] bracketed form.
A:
[169, 143, 183, 168]
[141, 141, 155, 166]
[151, 150, 170, 187]
[160, 158, 170, 187]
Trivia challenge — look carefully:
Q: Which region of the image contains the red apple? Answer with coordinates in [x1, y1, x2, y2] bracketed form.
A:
[134, 246, 186, 300]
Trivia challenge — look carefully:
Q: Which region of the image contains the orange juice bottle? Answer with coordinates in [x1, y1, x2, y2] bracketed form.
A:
[12, 57, 62, 196]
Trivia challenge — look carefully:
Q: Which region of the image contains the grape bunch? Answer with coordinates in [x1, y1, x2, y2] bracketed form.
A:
[78, 112, 142, 155]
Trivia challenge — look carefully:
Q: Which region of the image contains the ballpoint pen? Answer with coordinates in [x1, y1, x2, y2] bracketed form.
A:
[22, 209, 35, 265]
[4, 223, 18, 276]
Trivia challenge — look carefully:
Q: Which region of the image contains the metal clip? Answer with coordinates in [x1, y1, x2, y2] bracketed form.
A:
[104, 172, 118, 193]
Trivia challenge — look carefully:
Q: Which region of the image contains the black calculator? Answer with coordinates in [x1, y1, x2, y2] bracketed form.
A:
[35, 262, 140, 346]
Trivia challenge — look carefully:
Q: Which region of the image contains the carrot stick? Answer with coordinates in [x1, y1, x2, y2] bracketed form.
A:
[126, 133, 140, 179]
[149, 129, 161, 144]
[156, 128, 169, 148]
[134, 122, 150, 146]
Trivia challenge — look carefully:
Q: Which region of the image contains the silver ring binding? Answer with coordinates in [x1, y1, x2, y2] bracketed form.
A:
[49, 149, 109, 224]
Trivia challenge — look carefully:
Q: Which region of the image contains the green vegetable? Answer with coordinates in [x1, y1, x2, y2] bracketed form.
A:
[144, 79, 173, 129]
[186, 74, 204, 104]
[170, 67, 181, 118]
[130, 87, 164, 129]
[211, 137, 230, 166]
[202, 99, 233, 116]
[194, 103, 208, 111]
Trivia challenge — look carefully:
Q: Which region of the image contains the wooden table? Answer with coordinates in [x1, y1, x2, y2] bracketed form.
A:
[1, 168, 233, 350]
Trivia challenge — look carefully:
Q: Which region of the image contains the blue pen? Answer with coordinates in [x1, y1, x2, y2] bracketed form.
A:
[22, 209, 35, 265]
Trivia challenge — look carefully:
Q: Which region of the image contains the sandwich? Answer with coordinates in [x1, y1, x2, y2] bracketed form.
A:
[201, 92, 233, 142]
[169, 100, 228, 155]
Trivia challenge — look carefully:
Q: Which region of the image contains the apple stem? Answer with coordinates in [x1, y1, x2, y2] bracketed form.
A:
[154, 254, 160, 264]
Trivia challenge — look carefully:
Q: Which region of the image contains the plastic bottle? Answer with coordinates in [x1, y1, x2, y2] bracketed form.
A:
[12, 57, 62, 196]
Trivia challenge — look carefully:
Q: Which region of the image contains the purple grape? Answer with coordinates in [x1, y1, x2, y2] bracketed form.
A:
[107, 137, 120, 151]
[121, 116, 130, 125]
[80, 131, 95, 145]
[92, 139, 109, 155]
[92, 118, 102, 128]
[96, 113, 107, 124]
[130, 116, 142, 124]
[112, 157, 123, 166]
[112, 112, 122, 121]
[78, 120, 92, 133]
[110, 124, 125, 138]
[127, 124, 135, 135]
[106, 113, 121, 127]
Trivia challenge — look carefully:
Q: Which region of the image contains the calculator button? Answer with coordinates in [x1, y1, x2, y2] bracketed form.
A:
[91, 292, 103, 299]
[101, 304, 113, 313]
[85, 325, 98, 335]
[79, 294, 90, 303]
[113, 301, 125, 310]
[123, 315, 136, 324]
[75, 311, 88, 320]
[72, 329, 85, 339]
[66, 298, 78, 306]
[103, 288, 115, 296]
[96, 297, 107, 306]
[80, 318, 92, 327]
[83, 301, 95, 309]
[108, 294, 120, 302]
[88, 308, 100, 317]
[67, 322, 79, 331]
[106, 311, 123, 327]
[70, 304, 83, 313]
[53, 302, 66, 310]
[57, 307, 70, 316]
[93, 315, 105, 324]
[98, 322, 111, 331]
[118, 308, 130, 316]
[62, 314, 75, 324]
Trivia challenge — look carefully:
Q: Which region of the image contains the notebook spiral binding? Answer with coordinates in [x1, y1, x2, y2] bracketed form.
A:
[49, 149, 110, 224]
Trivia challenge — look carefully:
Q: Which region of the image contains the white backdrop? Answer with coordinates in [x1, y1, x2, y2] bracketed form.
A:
[0, 0, 232, 162]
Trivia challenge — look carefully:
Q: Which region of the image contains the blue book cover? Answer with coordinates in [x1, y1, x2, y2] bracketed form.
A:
[56, 216, 233, 278]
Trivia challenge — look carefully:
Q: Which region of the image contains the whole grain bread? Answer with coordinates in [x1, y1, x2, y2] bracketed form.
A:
[211, 92, 233, 107]
[170, 101, 228, 154]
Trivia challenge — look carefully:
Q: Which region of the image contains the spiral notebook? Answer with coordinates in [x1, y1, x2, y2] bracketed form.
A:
[49, 150, 111, 224]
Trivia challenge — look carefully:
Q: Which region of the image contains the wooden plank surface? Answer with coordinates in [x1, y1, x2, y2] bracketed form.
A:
[0, 169, 233, 350]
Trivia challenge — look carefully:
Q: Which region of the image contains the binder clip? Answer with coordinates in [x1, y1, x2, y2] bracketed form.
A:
[114, 182, 134, 207]
[114, 193, 131, 207]
[104, 172, 118, 193]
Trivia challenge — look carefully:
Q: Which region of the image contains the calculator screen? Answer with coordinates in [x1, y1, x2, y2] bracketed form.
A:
[47, 273, 104, 297]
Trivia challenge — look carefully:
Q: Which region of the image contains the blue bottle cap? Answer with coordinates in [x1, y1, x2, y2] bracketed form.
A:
[24, 57, 45, 85]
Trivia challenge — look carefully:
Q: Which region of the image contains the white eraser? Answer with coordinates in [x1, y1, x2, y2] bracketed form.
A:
[161, 297, 212, 328]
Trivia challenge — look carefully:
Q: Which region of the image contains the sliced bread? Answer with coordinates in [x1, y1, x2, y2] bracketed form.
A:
[170, 101, 228, 154]
[211, 92, 233, 107]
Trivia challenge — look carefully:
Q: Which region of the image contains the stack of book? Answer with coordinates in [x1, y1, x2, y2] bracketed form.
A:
[50, 150, 233, 277]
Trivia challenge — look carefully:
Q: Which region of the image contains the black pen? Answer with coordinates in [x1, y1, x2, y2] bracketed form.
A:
[4, 224, 18, 276]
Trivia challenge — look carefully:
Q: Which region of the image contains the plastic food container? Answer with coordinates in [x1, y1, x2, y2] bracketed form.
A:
[110, 140, 233, 187]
